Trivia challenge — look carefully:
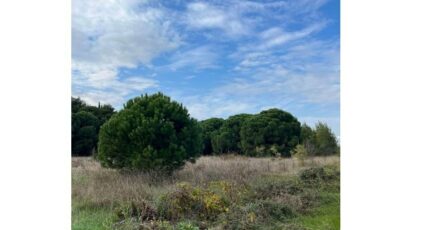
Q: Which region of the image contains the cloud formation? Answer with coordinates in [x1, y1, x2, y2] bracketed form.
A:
[72, 0, 179, 104]
[72, 0, 340, 135]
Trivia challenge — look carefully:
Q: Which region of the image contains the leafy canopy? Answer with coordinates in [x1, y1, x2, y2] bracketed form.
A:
[199, 118, 224, 155]
[97, 93, 202, 172]
[211, 114, 252, 154]
[240, 108, 301, 157]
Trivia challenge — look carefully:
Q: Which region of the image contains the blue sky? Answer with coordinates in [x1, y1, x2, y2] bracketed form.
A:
[72, 0, 340, 136]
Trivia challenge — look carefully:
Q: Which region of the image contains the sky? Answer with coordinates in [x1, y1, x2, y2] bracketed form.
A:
[72, 0, 340, 136]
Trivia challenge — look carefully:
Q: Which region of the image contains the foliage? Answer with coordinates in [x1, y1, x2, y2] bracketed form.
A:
[199, 118, 224, 155]
[291, 144, 308, 166]
[300, 122, 339, 156]
[72, 111, 99, 155]
[176, 221, 200, 230]
[97, 93, 202, 172]
[300, 123, 317, 155]
[71, 97, 115, 156]
[157, 182, 229, 221]
[314, 122, 339, 155]
[298, 165, 340, 192]
[211, 114, 252, 154]
[240, 108, 301, 157]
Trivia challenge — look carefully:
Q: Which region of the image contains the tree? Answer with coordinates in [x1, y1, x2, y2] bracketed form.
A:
[97, 93, 202, 172]
[300, 123, 317, 156]
[72, 97, 86, 114]
[240, 109, 301, 157]
[314, 122, 339, 155]
[82, 103, 115, 125]
[199, 118, 224, 155]
[211, 114, 252, 154]
[71, 97, 116, 156]
[72, 111, 99, 155]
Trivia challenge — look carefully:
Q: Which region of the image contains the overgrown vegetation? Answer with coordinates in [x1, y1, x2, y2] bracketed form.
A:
[72, 155, 339, 230]
[72, 93, 340, 229]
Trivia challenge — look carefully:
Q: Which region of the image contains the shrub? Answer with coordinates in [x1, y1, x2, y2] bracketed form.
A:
[97, 93, 202, 172]
[290, 144, 308, 166]
[298, 165, 340, 189]
[114, 200, 157, 222]
[218, 200, 295, 230]
[157, 182, 230, 221]
[249, 176, 303, 199]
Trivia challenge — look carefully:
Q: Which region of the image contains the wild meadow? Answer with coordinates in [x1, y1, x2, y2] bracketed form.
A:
[72, 155, 340, 230]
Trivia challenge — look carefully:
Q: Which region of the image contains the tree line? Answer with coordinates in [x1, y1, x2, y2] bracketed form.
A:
[72, 93, 339, 171]
[200, 110, 339, 158]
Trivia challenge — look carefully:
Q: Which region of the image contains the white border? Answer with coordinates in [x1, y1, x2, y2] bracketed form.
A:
[1, 0, 430, 229]
[342, 0, 430, 229]
[0, 0, 71, 229]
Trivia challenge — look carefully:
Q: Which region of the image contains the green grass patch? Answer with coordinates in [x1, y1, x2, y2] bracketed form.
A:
[293, 193, 340, 230]
[72, 203, 115, 230]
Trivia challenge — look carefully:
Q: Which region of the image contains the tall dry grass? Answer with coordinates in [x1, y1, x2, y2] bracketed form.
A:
[72, 155, 339, 208]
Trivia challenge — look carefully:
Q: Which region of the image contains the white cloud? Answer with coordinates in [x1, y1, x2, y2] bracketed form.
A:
[73, 75, 158, 107]
[257, 23, 326, 50]
[72, 0, 179, 105]
[184, 2, 249, 36]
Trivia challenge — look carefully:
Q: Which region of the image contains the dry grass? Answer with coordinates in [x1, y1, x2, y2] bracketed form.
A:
[72, 155, 339, 208]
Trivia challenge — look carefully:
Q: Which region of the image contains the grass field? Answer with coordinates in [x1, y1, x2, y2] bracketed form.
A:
[72, 155, 340, 230]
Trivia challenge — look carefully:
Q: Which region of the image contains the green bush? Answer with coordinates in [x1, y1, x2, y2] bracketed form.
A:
[97, 93, 202, 172]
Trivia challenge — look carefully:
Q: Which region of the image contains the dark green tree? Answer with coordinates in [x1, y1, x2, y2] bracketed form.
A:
[211, 114, 252, 154]
[199, 118, 224, 155]
[81, 103, 115, 125]
[97, 93, 202, 172]
[72, 97, 86, 113]
[240, 108, 301, 157]
[314, 122, 339, 155]
[72, 111, 99, 155]
[71, 97, 116, 156]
